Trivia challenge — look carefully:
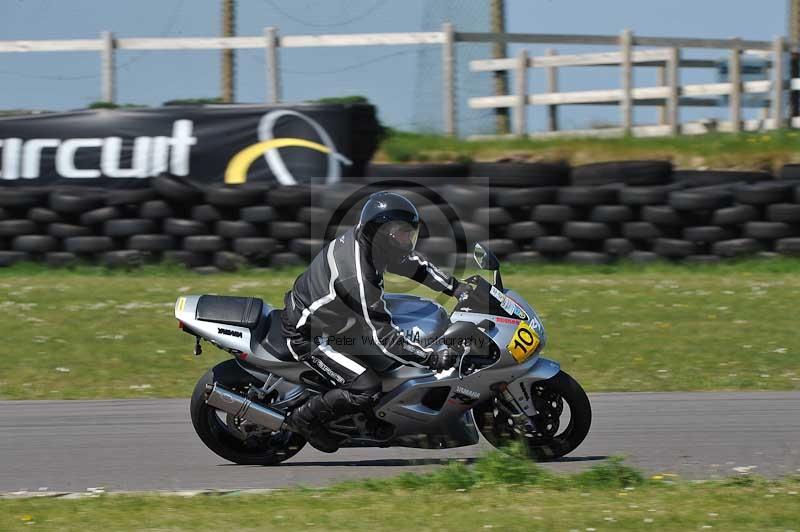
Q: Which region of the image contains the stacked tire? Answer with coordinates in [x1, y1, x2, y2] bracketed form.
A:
[465, 161, 569, 263]
[3, 163, 800, 269]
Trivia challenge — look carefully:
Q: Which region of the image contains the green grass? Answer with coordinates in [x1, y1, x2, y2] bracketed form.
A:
[377, 129, 800, 170]
[1, 449, 798, 531]
[1, 259, 799, 399]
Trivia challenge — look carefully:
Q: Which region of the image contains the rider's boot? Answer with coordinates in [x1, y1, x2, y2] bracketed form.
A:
[283, 394, 341, 453]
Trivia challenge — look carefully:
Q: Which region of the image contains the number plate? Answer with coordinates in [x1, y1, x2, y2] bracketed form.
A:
[507, 321, 540, 363]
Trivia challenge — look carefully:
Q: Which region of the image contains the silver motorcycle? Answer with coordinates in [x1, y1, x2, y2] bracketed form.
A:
[175, 243, 591, 464]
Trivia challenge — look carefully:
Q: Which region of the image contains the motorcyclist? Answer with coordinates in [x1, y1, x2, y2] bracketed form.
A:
[280, 191, 470, 452]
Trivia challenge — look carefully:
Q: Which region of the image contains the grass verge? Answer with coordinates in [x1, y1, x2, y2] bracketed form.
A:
[1, 449, 798, 531]
[1, 259, 799, 399]
[377, 129, 800, 170]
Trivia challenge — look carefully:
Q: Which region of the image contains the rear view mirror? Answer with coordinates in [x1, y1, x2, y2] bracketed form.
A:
[474, 243, 500, 271]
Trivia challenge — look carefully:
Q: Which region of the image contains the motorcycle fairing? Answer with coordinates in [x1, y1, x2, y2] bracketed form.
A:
[370, 352, 561, 449]
[176, 291, 561, 449]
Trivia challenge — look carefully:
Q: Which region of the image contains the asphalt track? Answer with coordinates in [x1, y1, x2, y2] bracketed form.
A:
[1, 392, 798, 492]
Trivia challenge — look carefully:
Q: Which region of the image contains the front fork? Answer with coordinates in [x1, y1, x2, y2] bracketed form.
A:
[499, 356, 562, 430]
[496, 385, 538, 433]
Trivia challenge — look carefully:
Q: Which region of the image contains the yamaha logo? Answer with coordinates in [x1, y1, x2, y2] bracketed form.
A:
[218, 327, 243, 338]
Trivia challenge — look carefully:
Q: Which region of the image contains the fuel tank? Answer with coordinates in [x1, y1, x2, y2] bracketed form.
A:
[383, 293, 450, 348]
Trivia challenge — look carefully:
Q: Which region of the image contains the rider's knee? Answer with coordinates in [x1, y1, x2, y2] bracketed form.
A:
[349, 367, 381, 396]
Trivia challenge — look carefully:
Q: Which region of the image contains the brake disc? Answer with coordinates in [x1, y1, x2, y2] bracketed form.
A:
[529, 385, 563, 439]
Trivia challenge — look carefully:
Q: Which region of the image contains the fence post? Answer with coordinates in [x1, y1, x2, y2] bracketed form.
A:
[513, 49, 528, 137]
[657, 63, 667, 125]
[791, 44, 799, 128]
[773, 36, 786, 129]
[545, 48, 559, 132]
[760, 57, 773, 126]
[729, 40, 742, 133]
[620, 29, 633, 134]
[667, 47, 680, 135]
[100, 31, 116, 104]
[265, 26, 281, 104]
[442, 22, 456, 137]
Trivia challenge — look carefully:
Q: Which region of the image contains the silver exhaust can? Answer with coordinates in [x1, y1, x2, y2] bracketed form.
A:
[205, 383, 286, 431]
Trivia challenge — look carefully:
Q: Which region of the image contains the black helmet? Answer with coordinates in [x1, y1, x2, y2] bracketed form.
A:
[357, 191, 420, 264]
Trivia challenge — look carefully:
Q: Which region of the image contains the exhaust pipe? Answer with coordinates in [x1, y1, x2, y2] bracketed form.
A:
[204, 383, 286, 431]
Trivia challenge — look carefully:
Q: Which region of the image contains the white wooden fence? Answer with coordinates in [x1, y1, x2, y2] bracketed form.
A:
[469, 31, 799, 139]
[1, 26, 798, 138]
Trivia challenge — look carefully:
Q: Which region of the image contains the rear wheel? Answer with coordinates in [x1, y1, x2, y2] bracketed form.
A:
[473, 370, 591, 461]
[190, 360, 306, 465]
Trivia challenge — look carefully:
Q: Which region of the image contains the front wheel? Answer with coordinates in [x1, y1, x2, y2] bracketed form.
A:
[473, 370, 591, 461]
[190, 360, 306, 465]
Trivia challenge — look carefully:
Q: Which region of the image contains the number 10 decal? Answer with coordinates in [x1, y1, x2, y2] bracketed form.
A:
[507, 321, 540, 363]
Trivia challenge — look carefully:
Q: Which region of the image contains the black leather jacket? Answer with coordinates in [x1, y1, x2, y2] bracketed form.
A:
[281, 227, 458, 367]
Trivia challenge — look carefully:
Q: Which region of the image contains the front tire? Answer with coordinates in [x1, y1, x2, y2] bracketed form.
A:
[474, 370, 591, 461]
[190, 360, 306, 465]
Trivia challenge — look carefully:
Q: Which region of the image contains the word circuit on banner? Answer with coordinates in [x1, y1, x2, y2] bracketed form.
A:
[0, 104, 379, 187]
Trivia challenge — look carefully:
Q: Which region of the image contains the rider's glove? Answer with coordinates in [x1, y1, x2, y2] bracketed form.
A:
[451, 280, 472, 301]
[427, 345, 458, 372]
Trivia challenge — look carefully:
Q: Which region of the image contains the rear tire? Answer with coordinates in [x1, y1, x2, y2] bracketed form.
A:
[474, 370, 591, 461]
[190, 360, 306, 465]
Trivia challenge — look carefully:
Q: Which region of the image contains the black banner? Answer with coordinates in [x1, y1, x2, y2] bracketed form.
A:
[0, 104, 378, 187]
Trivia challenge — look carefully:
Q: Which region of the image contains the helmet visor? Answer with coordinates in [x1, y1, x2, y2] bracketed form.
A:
[380, 220, 419, 252]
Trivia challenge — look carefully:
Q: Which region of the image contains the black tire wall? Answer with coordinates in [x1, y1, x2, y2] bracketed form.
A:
[3, 162, 800, 268]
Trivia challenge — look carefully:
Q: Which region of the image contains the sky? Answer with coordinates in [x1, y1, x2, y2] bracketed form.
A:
[0, 0, 789, 133]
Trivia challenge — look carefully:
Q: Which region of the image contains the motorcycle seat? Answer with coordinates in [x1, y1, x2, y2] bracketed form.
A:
[196, 295, 263, 329]
[259, 309, 296, 362]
